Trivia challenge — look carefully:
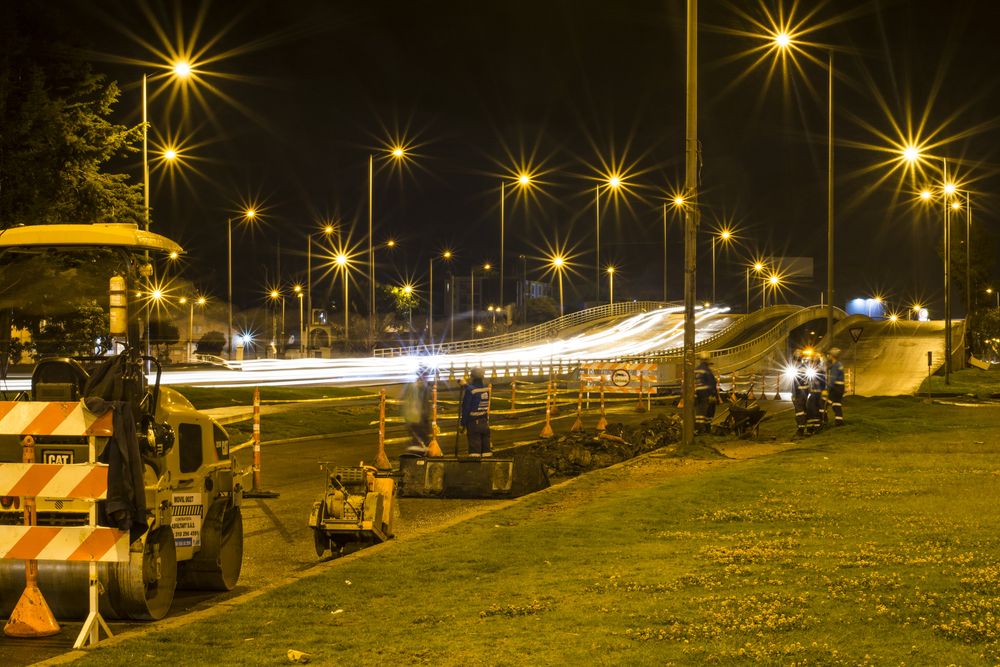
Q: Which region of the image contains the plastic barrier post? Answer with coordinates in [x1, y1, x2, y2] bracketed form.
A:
[510, 380, 517, 412]
[4, 436, 60, 639]
[571, 382, 584, 431]
[74, 429, 114, 648]
[539, 379, 554, 438]
[773, 374, 782, 401]
[426, 375, 443, 457]
[548, 377, 559, 415]
[636, 372, 647, 413]
[375, 389, 391, 469]
[245, 387, 279, 498]
[596, 380, 608, 431]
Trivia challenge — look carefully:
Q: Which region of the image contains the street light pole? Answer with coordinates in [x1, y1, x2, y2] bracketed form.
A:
[826, 49, 836, 343]
[608, 266, 615, 305]
[368, 154, 375, 343]
[142, 74, 149, 230]
[681, 0, 699, 449]
[595, 185, 601, 302]
[662, 203, 668, 302]
[227, 218, 232, 360]
[965, 192, 972, 318]
[944, 160, 952, 385]
[500, 181, 504, 309]
[711, 236, 716, 304]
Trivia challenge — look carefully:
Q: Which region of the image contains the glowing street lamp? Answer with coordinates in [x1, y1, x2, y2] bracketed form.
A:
[178, 295, 206, 361]
[767, 30, 837, 342]
[142, 60, 194, 230]
[500, 172, 533, 311]
[469, 263, 491, 337]
[987, 287, 999, 309]
[746, 261, 766, 312]
[711, 227, 735, 304]
[227, 207, 256, 360]
[551, 255, 566, 316]
[595, 174, 624, 302]
[906, 147, 960, 384]
[402, 283, 415, 331]
[293, 284, 304, 354]
[334, 252, 351, 340]
[428, 249, 452, 346]
[268, 288, 285, 355]
[368, 145, 409, 343]
[606, 266, 616, 305]
[306, 223, 336, 350]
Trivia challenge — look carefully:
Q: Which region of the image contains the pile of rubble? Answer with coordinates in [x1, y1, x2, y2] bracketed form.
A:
[521, 415, 682, 477]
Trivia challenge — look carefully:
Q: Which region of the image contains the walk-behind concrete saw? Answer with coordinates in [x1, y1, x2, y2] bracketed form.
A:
[307, 463, 396, 558]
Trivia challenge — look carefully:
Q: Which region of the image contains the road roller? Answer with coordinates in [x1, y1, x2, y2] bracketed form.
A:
[0, 223, 248, 621]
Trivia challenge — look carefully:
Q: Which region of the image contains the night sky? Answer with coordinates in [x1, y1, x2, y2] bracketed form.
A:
[54, 0, 1000, 315]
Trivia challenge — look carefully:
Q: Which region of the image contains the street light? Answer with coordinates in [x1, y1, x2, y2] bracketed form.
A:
[369, 146, 409, 343]
[769, 31, 837, 343]
[142, 61, 192, 230]
[500, 173, 533, 312]
[607, 266, 616, 305]
[268, 288, 285, 356]
[293, 284, 304, 354]
[306, 223, 336, 351]
[711, 226, 735, 304]
[551, 255, 566, 316]
[178, 295, 206, 362]
[334, 252, 351, 341]
[595, 174, 624, 302]
[402, 283, 415, 331]
[987, 288, 999, 309]
[428, 249, 452, 347]
[227, 208, 256, 360]
[746, 260, 766, 312]
[470, 263, 491, 336]
[906, 147, 958, 384]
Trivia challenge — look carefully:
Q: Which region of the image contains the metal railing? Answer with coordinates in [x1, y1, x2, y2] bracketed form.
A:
[373, 300, 674, 357]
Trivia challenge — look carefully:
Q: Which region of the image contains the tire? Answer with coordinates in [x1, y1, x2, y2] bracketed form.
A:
[177, 504, 244, 591]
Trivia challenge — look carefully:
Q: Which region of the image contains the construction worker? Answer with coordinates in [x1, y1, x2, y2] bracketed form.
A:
[790, 349, 809, 437]
[804, 350, 826, 434]
[827, 347, 846, 426]
[460, 367, 492, 457]
[694, 352, 721, 434]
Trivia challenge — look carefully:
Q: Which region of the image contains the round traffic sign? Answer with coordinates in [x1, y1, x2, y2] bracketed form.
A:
[611, 369, 631, 387]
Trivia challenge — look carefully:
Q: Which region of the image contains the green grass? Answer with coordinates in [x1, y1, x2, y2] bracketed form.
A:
[917, 368, 1000, 397]
[76, 395, 1000, 665]
[224, 403, 386, 442]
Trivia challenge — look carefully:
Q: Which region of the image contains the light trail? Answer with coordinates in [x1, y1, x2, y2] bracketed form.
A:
[0, 307, 734, 391]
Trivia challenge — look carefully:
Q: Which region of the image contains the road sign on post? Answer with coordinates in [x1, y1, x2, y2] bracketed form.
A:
[849, 327, 864, 396]
[849, 326, 864, 343]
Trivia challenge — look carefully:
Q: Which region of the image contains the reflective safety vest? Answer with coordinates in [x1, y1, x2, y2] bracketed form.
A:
[461, 382, 491, 422]
[695, 362, 717, 399]
[828, 360, 845, 387]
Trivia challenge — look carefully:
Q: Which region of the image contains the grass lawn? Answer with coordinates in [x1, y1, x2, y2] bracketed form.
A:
[75, 395, 1000, 665]
[918, 367, 1000, 397]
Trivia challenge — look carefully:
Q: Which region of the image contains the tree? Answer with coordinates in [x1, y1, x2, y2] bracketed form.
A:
[196, 331, 227, 357]
[525, 297, 559, 324]
[149, 317, 180, 360]
[0, 2, 144, 226]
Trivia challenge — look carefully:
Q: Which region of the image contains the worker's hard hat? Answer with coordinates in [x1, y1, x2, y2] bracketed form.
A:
[697, 351, 711, 361]
[829, 347, 842, 358]
[470, 367, 485, 380]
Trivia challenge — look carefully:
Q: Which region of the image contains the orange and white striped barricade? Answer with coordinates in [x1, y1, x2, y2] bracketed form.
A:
[571, 383, 584, 431]
[426, 373, 443, 458]
[596, 380, 608, 431]
[0, 400, 126, 648]
[579, 363, 658, 412]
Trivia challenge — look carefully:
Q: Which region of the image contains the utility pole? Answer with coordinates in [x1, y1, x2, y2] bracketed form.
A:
[682, 0, 699, 449]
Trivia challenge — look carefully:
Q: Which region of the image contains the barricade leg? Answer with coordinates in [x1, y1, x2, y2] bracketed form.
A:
[375, 389, 392, 468]
[4, 436, 60, 639]
[571, 383, 584, 431]
[636, 374, 647, 413]
[427, 374, 443, 457]
[596, 380, 608, 431]
[245, 387, 279, 498]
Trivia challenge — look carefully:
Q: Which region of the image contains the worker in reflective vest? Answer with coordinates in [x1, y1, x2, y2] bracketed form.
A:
[791, 349, 810, 437]
[805, 353, 826, 434]
[694, 352, 720, 434]
[827, 348, 846, 426]
[460, 367, 492, 457]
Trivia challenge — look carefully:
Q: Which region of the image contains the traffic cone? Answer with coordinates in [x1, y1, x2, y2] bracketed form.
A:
[426, 376, 443, 457]
[539, 381, 554, 437]
[596, 380, 608, 431]
[571, 383, 583, 431]
[4, 580, 60, 638]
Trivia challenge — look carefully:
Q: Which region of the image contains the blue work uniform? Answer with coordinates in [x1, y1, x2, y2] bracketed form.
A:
[694, 360, 720, 434]
[460, 379, 492, 456]
[827, 359, 846, 425]
[791, 359, 810, 436]
[805, 360, 826, 433]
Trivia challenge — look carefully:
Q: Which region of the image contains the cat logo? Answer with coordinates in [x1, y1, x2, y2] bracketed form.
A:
[43, 450, 74, 464]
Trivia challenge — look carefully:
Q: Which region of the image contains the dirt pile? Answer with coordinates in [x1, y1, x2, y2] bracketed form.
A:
[522, 415, 682, 476]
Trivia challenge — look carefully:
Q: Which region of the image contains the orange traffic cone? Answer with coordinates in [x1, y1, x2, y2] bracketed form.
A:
[571, 382, 583, 431]
[426, 376, 443, 457]
[539, 381, 554, 438]
[4, 580, 60, 638]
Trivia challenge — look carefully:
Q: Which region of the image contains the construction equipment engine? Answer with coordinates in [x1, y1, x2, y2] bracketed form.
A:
[308, 464, 396, 558]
